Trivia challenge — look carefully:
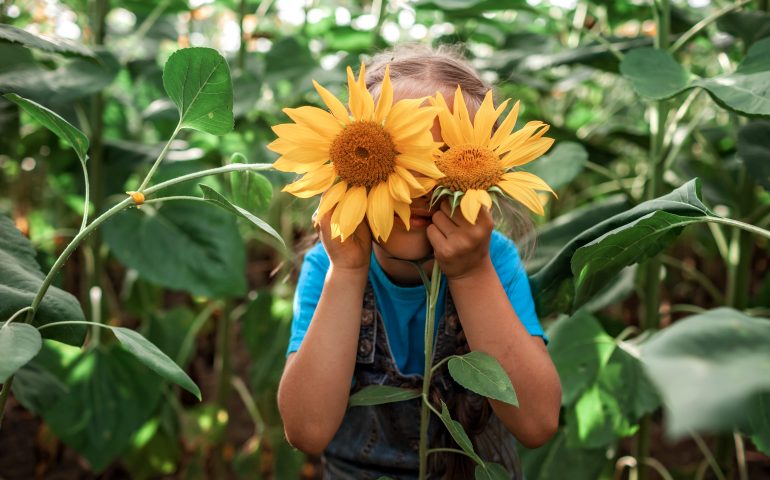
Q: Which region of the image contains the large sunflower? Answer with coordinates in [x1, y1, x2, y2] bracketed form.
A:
[268, 64, 443, 242]
[430, 87, 556, 223]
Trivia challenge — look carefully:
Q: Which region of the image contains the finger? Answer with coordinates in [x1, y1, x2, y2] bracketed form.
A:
[439, 200, 461, 227]
[426, 224, 447, 254]
[476, 205, 494, 230]
[431, 210, 458, 237]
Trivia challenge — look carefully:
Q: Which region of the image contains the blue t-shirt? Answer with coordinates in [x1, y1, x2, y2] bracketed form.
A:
[287, 230, 546, 375]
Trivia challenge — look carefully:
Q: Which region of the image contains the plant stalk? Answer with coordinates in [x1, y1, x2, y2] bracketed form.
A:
[0, 376, 13, 431]
[213, 301, 233, 478]
[418, 262, 442, 480]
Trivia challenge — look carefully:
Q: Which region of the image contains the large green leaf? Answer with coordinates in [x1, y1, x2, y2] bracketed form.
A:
[112, 327, 201, 400]
[0, 51, 119, 103]
[163, 47, 233, 135]
[550, 311, 659, 448]
[519, 429, 608, 480]
[619, 48, 690, 100]
[746, 393, 770, 456]
[43, 346, 164, 472]
[530, 179, 711, 316]
[199, 184, 285, 249]
[0, 215, 86, 345]
[525, 195, 631, 274]
[3, 93, 89, 162]
[520, 141, 587, 191]
[717, 11, 770, 47]
[641, 308, 770, 438]
[0, 24, 95, 58]
[621, 39, 770, 116]
[102, 200, 247, 298]
[0, 322, 42, 382]
[737, 121, 770, 191]
[447, 351, 518, 406]
[348, 385, 421, 407]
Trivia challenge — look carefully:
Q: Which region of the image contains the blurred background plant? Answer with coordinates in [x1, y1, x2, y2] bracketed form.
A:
[1, 0, 769, 479]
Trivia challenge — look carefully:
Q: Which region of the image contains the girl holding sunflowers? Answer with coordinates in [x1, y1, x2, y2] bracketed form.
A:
[275, 45, 562, 479]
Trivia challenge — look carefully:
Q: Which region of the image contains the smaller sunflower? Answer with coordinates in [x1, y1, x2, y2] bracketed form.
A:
[268, 64, 443, 242]
[429, 87, 556, 223]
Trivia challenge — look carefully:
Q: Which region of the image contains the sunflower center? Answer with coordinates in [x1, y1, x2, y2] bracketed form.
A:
[436, 144, 502, 191]
[329, 121, 398, 188]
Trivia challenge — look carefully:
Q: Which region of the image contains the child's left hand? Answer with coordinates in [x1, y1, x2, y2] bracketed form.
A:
[427, 200, 493, 280]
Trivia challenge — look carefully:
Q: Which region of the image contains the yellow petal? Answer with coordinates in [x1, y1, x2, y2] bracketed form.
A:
[347, 66, 365, 119]
[387, 107, 439, 140]
[272, 123, 330, 149]
[388, 173, 412, 203]
[357, 63, 375, 120]
[460, 189, 483, 224]
[313, 80, 350, 124]
[316, 181, 348, 223]
[501, 171, 556, 196]
[452, 86, 474, 140]
[267, 137, 296, 155]
[500, 136, 554, 169]
[396, 155, 445, 179]
[472, 90, 497, 146]
[367, 182, 394, 242]
[374, 64, 393, 123]
[489, 100, 519, 151]
[282, 164, 336, 198]
[431, 92, 463, 146]
[273, 156, 327, 174]
[495, 121, 547, 155]
[394, 165, 432, 197]
[335, 185, 367, 241]
[498, 181, 545, 215]
[384, 98, 429, 131]
[282, 106, 343, 139]
[393, 200, 411, 231]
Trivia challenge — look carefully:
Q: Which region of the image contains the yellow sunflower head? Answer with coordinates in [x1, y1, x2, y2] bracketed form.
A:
[268, 63, 444, 242]
[429, 86, 557, 224]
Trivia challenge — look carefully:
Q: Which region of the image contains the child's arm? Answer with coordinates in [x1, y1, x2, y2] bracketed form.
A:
[427, 202, 562, 449]
[277, 214, 371, 455]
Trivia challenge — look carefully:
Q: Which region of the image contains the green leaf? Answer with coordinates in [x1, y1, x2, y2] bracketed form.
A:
[111, 327, 201, 400]
[519, 429, 607, 480]
[199, 184, 285, 249]
[3, 93, 89, 162]
[43, 346, 164, 472]
[520, 141, 588, 191]
[474, 462, 510, 480]
[230, 168, 273, 213]
[0, 50, 119, 103]
[717, 10, 770, 47]
[447, 352, 518, 406]
[437, 400, 483, 465]
[550, 310, 659, 448]
[0, 215, 86, 346]
[530, 179, 711, 316]
[163, 47, 233, 135]
[737, 121, 770, 191]
[102, 200, 247, 298]
[693, 38, 770, 117]
[0, 24, 96, 58]
[641, 308, 770, 438]
[348, 385, 421, 407]
[620, 47, 690, 100]
[746, 393, 770, 456]
[0, 322, 42, 383]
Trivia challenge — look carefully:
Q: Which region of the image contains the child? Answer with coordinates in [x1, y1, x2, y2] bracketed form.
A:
[277, 45, 562, 480]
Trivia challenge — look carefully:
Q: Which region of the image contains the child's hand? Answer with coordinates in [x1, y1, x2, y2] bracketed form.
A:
[314, 207, 372, 274]
[427, 200, 493, 280]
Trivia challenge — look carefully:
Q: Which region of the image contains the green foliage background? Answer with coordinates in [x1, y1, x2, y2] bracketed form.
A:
[1, 0, 770, 478]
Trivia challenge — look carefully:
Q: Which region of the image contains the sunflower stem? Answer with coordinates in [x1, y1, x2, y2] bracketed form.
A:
[419, 261, 442, 480]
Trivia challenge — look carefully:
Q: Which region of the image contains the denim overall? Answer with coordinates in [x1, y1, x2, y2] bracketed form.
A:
[322, 282, 522, 480]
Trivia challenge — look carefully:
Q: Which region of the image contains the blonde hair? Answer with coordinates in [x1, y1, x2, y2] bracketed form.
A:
[364, 43, 537, 263]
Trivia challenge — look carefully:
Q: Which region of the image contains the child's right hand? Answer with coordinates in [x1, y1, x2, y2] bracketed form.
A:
[314, 208, 372, 274]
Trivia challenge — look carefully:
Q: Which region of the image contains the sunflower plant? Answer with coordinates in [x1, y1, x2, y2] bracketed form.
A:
[269, 63, 443, 242]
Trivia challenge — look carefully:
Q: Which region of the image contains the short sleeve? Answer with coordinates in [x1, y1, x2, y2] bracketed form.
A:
[286, 243, 330, 356]
[490, 231, 548, 343]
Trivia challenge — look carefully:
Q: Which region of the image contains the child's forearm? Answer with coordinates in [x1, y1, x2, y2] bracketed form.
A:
[277, 266, 368, 455]
[446, 256, 562, 449]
